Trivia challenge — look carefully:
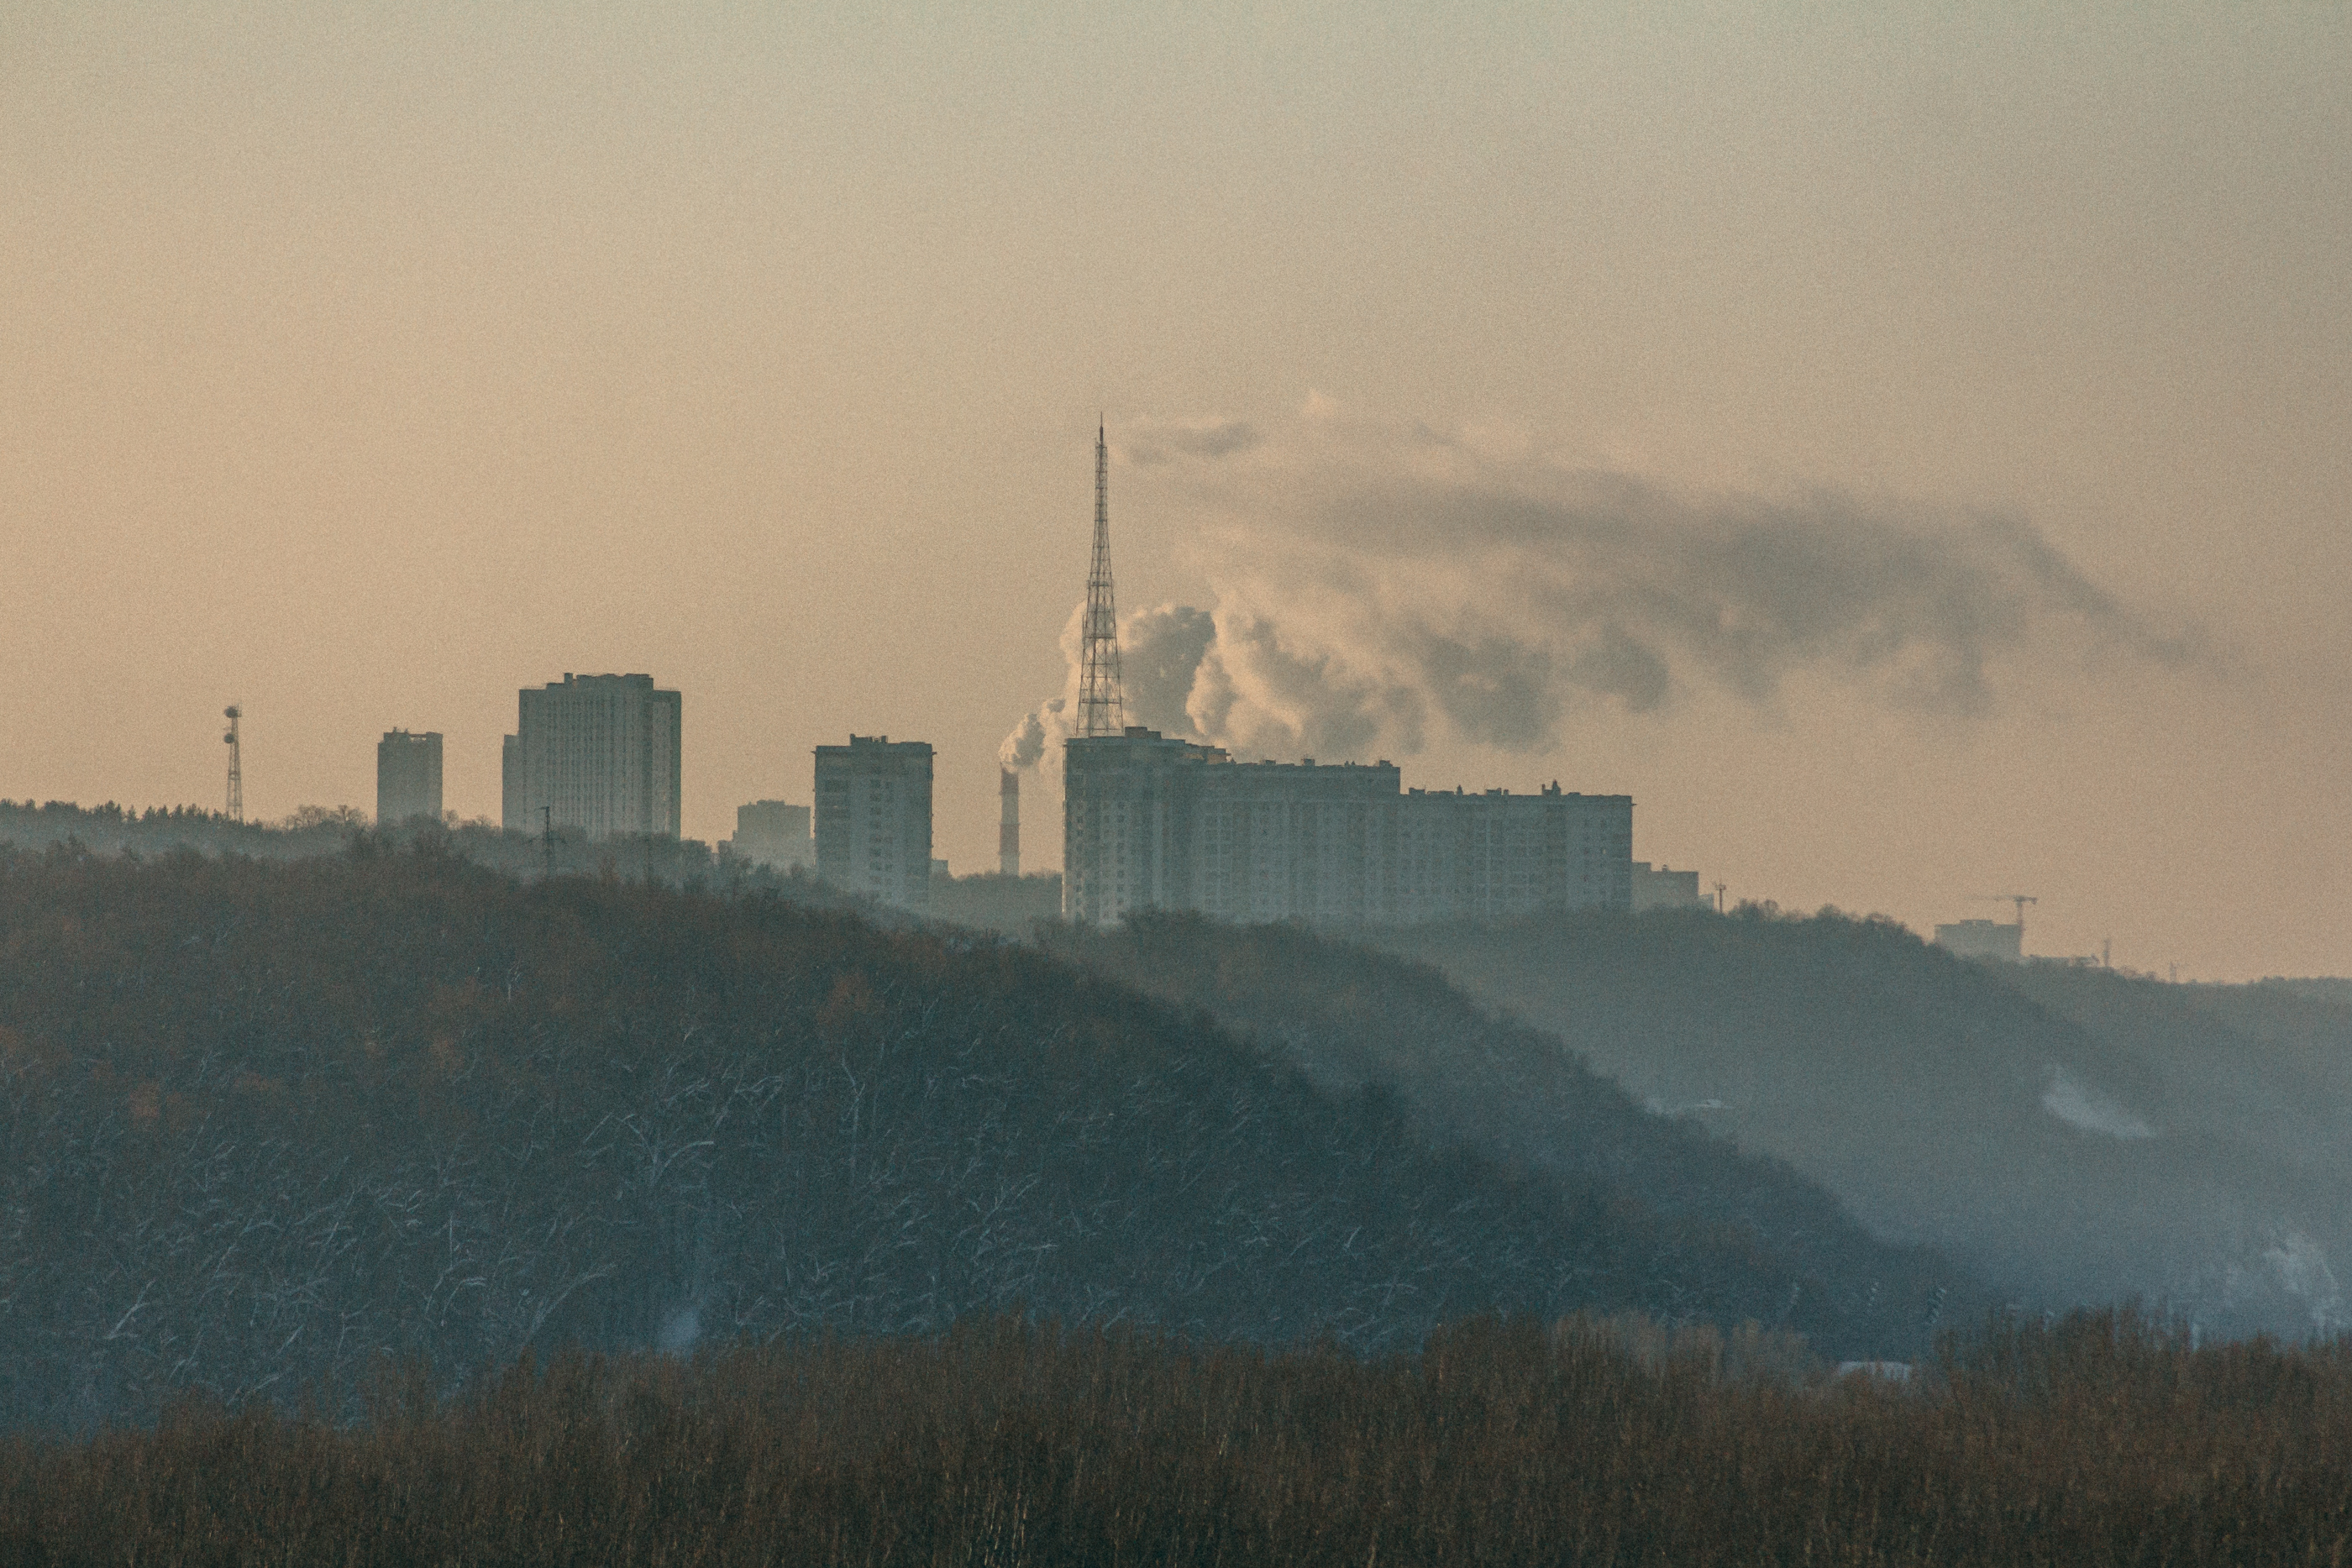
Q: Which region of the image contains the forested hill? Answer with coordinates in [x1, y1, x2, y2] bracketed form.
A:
[0, 800, 806, 894]
[1366, 910, 2352, 1339]
[0, 847, 1932, 1429]
[1042, 915, 1973, 1353]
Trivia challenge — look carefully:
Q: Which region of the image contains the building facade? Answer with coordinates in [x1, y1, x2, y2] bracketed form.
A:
[376, 730, 444, 826]
[729, 800, 812, 873]
[1933, 919, 2024, 962]
[500, 674, 681, 839]
[1063, 728, 1634, 927]
[1631, 861, 1707, 911]
[813, 736, 933, 910]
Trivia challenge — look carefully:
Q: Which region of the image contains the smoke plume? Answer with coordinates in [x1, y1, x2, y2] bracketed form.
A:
[1000, 406, 2204, 771]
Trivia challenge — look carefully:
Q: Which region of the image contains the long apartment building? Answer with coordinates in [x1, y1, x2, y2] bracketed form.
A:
[1063, 728, 1632, 927]
[501, 673, 681, 838]
[813, 735, 933, 910]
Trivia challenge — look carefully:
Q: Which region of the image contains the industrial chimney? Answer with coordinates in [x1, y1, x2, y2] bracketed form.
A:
[999, 768, 1020, 878]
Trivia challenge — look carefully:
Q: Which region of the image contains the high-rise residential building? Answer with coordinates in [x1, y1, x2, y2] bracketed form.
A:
[813, 736, 932, 910]
[376, 730, 444, 826]
[729, 800, 812, 873]
[500, 674, 681, 839]
[1063, 728, 1634, 928]
[501, 736, 523, 831]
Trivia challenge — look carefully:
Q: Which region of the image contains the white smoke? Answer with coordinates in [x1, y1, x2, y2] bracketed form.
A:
[1000, 708, 1053, 771]
[1000, 403, 2206, 771]
[995, 603, 1219, 778]
[998, 604, 1083, 774]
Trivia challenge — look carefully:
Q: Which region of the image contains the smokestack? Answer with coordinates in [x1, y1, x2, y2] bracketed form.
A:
[1000, 768, 1021, 877]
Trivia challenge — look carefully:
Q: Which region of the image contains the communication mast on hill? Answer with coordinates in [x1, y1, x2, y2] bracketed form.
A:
[1076, 421, 1126, 737]
[222, 705, 244, 822]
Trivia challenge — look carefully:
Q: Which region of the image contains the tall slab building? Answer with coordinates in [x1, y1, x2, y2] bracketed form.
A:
[501, 674, 681, 839]
[376, 730, 444, 826]
[813, 736, 932, 910]
[1063, 728, 1633, 928]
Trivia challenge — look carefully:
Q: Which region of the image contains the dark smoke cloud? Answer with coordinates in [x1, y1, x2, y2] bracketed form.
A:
[1002, 410, 2207, 769]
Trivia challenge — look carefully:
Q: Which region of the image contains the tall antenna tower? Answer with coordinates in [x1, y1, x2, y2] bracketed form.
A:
[222, 705, 244, 822]
[1076, 421, 1125, 737]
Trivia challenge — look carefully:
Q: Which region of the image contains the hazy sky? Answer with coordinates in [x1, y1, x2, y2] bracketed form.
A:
[4, 3, 2345, 978]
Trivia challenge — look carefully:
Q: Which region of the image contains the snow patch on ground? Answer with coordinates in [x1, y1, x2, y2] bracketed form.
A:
[2256, 1232, 2344, 1336]
[2040, 1067, 2156, 1140]
[1645, 1097, 1729, 1117]
[659, 1302, 703, 1353]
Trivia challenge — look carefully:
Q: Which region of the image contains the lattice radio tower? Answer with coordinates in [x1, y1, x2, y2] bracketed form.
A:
[1076, 421, 1126, 736]
[222, 705, 244, 822]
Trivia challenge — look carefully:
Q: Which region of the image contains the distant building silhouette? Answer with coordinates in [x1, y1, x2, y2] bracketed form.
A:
[929, 868, 1063, 934]
[501, 674, 681, 839]
[729, 800, 811, 873]
[814, 736, 932, 910]
[1933, 919, 2024, 963]
[376, 730, 444, 826]
[1631, 862, 1706, 911]
[1063, 728, 1633, 927]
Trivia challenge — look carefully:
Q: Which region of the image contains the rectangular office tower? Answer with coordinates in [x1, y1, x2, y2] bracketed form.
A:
[1063, 727, 1633, 928]
[813, 736, 933, 910]
[501, 674, 681, 838]
[376, 730, 444, 826]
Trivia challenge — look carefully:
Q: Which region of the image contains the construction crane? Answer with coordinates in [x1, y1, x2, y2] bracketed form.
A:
[1971, 893, 2038, 932]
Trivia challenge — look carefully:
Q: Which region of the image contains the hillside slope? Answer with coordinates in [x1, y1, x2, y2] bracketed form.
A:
[1042, 915, 1975, 1354]
[1993, 964, 2352, 1178]
[1367, 909, 2349, 1337]
[0, 848, 1924, 1427]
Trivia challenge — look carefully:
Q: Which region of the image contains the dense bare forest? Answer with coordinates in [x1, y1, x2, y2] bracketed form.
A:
[7, 1309, 2350, 1565]
[0, 844, 1946, 1428]
[13, 810, 2348, 1561]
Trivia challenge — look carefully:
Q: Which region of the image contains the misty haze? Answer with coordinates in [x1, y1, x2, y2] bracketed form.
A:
[3, 3, 2348, 1562]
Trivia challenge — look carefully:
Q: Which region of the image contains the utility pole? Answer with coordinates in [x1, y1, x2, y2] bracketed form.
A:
[1713, 880, 1726, 914]
[1076, 420, 1126, 737]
